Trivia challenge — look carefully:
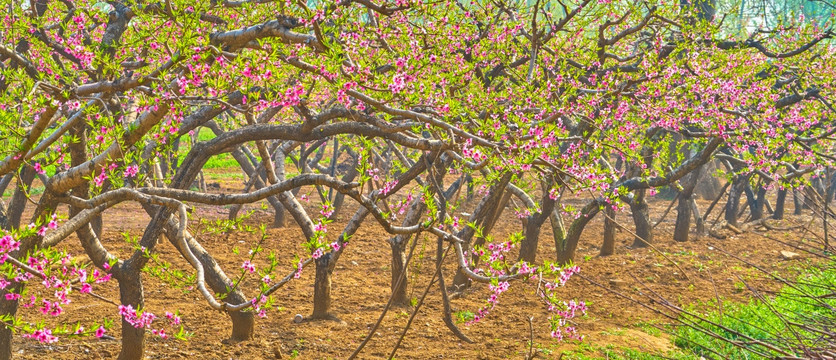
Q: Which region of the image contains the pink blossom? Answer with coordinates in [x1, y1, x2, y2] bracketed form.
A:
[33, 163, 45, 175]
[241, 260, 256, 274]
[123, 165, 139, 178]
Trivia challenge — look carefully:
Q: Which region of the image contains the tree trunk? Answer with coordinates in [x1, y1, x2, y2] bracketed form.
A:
[813, 175, 827, 199]
[451, 172, 512, 290]
[270, 148, 288, 227]
[793, 188, 803, 215]
[690, 198, 705, 234]
[389, 237, 409, 305]
[164, 214, 253, 341]
[115, 266, 145, 360]
[7, 166, 35, 230]
[630, 194, 652, 248]
[0, 295, 19, 359]
[465, 173, 474, 201]
[311, 253, 335, 320]
[674, 166, 702, 242]
[135, 191, 256, 342]
[468, 189, 511, 271]
[550, 207, 567, 256]
[742, 182, 764, 221]
[774, 187, 787, 219]
[673, 195, 692, 242]
[208, 123, 285, 225]
[600, 205, 616, 256]
[0, 175, 12, 229]
[751, 185, 767, 220]
[725, 175, 747, 226]
[557, 201, 599, 264]
[518, 184, 557, 263]
[389, 196, 425, 305]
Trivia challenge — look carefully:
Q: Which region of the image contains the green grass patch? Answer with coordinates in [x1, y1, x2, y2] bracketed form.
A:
[203, 154, 240, 169]
[674, 262, 836, 359]
[176, 128, 254, 170]
[561, 342, 697, 360]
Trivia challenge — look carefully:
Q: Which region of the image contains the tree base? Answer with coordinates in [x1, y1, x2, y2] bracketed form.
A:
[301, 313, 346, 326]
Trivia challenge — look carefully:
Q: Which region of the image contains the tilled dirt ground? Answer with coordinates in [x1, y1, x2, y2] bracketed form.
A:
[8, 175, 821, 359]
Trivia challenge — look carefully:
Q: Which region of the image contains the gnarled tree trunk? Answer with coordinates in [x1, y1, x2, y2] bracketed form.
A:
[600, 205, 616, 256]
[518, 185, 556, 263]
[311, 253, 336, 320]
[115, 265, 145, 360]
[725, 173, 749, 227]
[389, 198, 425, 305]
[630, 191, 652, 248]
[674, 166, 702, 242]
[557, 200, 600, 264]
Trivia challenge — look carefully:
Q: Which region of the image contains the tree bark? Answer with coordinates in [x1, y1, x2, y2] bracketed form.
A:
[725, 174, 748, 226]
[389, 197, 425, 305]
[0, 298, 19, 360]
[311, 253, 336, 320]
[329, 158, 359, 221]
[557, 200, 600, 264]
[600, 205, 617, 256]
[518, 182, 557, 263]
[673, 195, 692, 242]
[793, 188, 803, 215]
[630, 192, 652, 248]
[774, 187, 787, 219]
[451, 172, 512, 289]
[550, 206, 567, 256]
[674, 166, 702, 242]
[6, 166, 35, 230]
[115, 266, 145, 360]
[389, 237, 409, 305]
[750, 185, 767, 220]
[690, 198, 705, 234]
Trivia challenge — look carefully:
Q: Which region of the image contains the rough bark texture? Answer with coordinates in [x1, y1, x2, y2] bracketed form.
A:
[389, 238, 409, 305]
[7, 166, 35, 230]
[673, 196, 692, 242]
[630, 192, 653, 248]
[690, 198, 705, 234]
[600, 205, 616, 256]
[115, 266, 145, 360]
[774, 188, 787, 219]
[793, 188, 803, 215]
[557, 200, 600, 264]
[725, 174, 748, 226]
[329, 157, 359, 221]
[674, 166, 702, 242]
[0, 299, 19, 360]
[311, 253, 334, 320]
[550, 206, 567, 256]
[389, 198, 425, 305]
[518, 183, 557, 263]
[751, 185, 767, 220]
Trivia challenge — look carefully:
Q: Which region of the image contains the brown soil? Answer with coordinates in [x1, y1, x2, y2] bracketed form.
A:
[8, 177, 822, 359]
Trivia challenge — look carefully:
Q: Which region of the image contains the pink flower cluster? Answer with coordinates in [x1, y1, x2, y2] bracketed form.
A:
[123, 165, 139, 178]
[119, 304, 157, 329]
[465, 281, 510, 326]
[115, 305, 179, 340]
[241, 260, 256, 274]
[24, 329, 57, 343]
[0, 235, 21, 264]
[380, 180, 399, 196]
